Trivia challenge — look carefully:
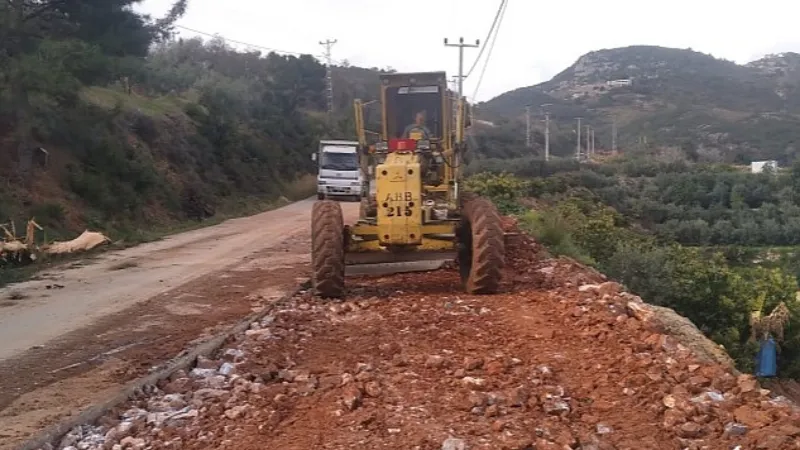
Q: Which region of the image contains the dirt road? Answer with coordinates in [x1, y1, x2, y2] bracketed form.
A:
[55, 227, 800, 450]
[0, 199, 359, 448]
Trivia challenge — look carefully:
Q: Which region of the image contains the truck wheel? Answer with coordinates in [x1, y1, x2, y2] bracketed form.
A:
[456, 197, 505, 294]
[317, 193, 325, 200]
[311, 200, 345, 298]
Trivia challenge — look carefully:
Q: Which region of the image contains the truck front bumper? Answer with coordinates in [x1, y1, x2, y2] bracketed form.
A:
[319, 184, 363, 197]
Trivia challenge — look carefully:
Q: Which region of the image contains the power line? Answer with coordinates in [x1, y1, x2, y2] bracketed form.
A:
[175, 25, 311, 57]
[464, 0, 506, 80]
[175, 25, 346, 65]
[470, 0, 507, 101]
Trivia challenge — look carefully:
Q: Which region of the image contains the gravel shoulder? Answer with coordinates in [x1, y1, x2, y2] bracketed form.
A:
[0, 199, 359, 449]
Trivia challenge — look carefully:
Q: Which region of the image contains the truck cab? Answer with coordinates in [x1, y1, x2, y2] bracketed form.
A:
[312, 140, 362, 201]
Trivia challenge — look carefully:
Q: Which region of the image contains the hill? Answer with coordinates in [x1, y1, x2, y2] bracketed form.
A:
[477, 46, 800, 164]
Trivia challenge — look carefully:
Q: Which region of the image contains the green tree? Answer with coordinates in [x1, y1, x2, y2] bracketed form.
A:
[0, 0, 187, 178]
[464, 172, 531, 214]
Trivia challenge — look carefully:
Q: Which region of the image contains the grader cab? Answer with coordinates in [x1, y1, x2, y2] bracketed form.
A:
[310, 71, 504, 298]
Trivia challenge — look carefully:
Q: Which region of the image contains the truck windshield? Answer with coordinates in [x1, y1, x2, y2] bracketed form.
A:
[320, 152, 358, 171]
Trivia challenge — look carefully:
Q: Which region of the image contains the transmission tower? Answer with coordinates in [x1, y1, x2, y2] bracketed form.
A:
[319, 39, 337, 115]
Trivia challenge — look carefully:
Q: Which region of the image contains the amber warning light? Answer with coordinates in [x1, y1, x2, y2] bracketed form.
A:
[387, 138, 417, 152]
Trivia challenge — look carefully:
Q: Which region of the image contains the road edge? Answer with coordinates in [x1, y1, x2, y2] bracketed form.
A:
[13, 280, 310, 450]
[0, 196, 313, 291]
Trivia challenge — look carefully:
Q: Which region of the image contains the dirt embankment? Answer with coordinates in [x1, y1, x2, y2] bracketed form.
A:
[50, 220, 800, 450]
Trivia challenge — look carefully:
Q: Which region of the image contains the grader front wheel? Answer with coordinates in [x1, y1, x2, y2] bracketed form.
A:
[457, 197, 505, 294]
[311, 200, 345, 298]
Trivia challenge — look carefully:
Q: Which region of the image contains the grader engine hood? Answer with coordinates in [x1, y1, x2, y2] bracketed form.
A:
[375, 153, 422, 246]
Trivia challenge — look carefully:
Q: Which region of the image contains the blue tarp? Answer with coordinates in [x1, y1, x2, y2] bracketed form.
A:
[755, 337, 777, 377]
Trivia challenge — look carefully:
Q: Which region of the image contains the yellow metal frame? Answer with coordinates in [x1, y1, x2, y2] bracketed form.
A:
[354, 99, 366, 147]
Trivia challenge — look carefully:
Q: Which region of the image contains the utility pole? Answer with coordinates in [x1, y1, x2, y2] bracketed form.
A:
[544, 111, 550, 161]
[586, 125, 591, 160]
[449, 76, 459, 93]
[591, 128, 595, 156]
[444, 37, 480, 99]
[540, 103, 552, 161]
[576, 118, 582, 160]
[612, 119, 617, 152]
[449, 76, 459, 127]
[319, 39, 337, 115]
[525, 106, 532, 148]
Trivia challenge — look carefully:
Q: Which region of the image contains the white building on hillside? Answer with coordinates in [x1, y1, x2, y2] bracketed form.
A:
[751, 160, 779, 173]
[606, 79, 632, 87]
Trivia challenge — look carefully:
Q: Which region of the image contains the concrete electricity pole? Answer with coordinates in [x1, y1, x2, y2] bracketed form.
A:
[444, 37, 479, 99]
[544, 111, 551, 160]
[541, 103, 552, 161]
[319, 39, 337, 115]
[449, 76, 459, 93]
[591, 128, 595, 156]
[525, 106, 532, 148]
[448, 76, 459, 125]
[586, 125, 591, 160]
[576, 118, 582, 160]
[612, 119, 617, 152]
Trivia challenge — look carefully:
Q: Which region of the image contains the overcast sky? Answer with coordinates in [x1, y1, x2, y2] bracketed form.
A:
[137, 0, 800, 102]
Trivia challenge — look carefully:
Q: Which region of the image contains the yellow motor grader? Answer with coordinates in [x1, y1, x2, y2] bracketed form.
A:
[310, 71, 505, 298]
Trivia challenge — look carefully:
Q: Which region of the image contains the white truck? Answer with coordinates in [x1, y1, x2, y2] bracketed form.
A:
[312, 139, 363, 201]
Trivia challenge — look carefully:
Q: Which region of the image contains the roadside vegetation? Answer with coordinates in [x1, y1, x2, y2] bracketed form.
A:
[0, 1, 377, 241]
[465, 159, 800, 377]
[0, 1, 374, 285]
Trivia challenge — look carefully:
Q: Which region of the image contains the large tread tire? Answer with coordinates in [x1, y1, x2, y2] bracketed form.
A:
[457, 197, 505, 294]
[311, 200, 345, 298]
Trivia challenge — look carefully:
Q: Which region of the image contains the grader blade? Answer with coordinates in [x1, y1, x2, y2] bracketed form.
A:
[344, 249, 455, 276]
[345, 260, 447, 276]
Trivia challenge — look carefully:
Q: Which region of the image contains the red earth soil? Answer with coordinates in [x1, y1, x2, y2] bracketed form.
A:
[61, 221, 800, 450]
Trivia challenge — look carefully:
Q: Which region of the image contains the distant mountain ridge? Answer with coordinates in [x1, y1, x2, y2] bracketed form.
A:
[478, 46, 800, 163]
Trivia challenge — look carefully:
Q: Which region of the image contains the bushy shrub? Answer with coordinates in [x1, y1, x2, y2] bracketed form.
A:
[463, 172, 531, 215]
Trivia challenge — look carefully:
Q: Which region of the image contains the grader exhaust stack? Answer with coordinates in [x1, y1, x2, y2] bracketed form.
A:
[311, 71, 504, 298]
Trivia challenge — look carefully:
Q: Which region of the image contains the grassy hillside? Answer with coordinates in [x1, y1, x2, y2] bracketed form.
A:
[0, 2, 383, 244]
[477, 46, 800, 164]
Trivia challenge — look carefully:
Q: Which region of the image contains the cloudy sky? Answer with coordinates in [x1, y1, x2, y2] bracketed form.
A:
[137, 0, 800, 102]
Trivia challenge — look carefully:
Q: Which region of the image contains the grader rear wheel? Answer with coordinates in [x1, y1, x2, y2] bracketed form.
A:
[457, 197, 505, 294]
[311, 200, 345, 298]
